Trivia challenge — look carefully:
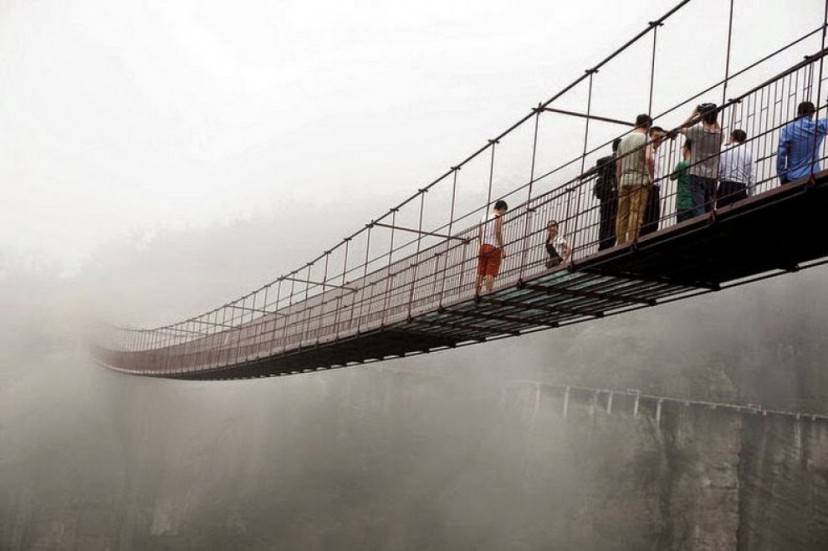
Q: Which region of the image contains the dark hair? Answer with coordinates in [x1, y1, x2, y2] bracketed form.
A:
[612, 138, 622, 152]
[731, 129, 747, 143]
[547, 219, 559, 228]
[649, 126, 665, 134]
[635, 114, 653, 129]
[683, 139, 692, 151]
[798, 101, 816, 117]
[698, 103, 718, 125]
[493, 200, 508, 211]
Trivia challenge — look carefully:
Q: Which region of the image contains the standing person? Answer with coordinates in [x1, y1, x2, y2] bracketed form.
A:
[777, 100, 828, 184]
[641, 126, 667, 236]
[545, 220, 572, 268]
[717, 129, 753, 208]
[593, 138, 621, 250]
[476, 200, 508, 295]
[615, 114, 654, 245]
[671, 140, 694, 222]
[678, 103, 722, 215]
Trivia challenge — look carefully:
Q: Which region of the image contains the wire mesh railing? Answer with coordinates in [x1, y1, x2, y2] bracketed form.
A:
[92, 0, 828, 376]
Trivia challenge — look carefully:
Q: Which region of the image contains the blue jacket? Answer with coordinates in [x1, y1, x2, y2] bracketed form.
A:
[777, 116, 828, 181]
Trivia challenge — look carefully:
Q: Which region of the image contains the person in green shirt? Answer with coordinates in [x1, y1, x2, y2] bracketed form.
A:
[671, 140, 693, 222]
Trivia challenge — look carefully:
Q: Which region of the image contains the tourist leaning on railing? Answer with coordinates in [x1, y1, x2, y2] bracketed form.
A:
[592, 138, 621, 250]
[777, 100, 828, 185]
[677, 103, 723, 216]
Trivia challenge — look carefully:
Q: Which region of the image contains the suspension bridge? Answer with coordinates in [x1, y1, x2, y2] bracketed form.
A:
[91, 1, 828, 380]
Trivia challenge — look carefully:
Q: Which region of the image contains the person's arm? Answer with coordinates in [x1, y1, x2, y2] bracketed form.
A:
[495, 215, 505, 256]
[669, 162, 682, 181]
[745, 150, 754, 194]
[563, 240, 573, 262]
[677, 106, 699, 135]
[777, 125, 790, 181]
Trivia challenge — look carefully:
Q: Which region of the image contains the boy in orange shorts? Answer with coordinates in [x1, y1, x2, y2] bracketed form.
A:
[476, 200, 508, 295]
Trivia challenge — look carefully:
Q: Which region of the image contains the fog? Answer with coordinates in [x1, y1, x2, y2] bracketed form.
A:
[2, 0, 828, 549]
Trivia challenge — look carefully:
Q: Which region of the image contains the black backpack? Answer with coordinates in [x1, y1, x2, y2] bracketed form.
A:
[593, 156, 616, 200]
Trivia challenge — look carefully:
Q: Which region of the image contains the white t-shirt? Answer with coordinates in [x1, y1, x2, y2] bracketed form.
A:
[719, 143, 754, 191]
[546, 236, 569, 259]
[480, 213, 501, 246]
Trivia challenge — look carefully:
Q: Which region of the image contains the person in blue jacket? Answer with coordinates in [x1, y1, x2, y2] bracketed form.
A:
[777, 100, 828, 184]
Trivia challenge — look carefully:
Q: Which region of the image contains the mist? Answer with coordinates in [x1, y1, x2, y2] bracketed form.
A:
[3, 0, 828, 549]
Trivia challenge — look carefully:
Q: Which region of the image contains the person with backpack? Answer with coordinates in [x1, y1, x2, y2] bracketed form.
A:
[592, 138, 621, 250]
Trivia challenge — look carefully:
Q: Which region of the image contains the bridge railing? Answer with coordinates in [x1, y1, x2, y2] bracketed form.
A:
[92, 1, 828, 376]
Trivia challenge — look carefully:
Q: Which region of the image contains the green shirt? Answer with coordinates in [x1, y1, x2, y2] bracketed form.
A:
[671, 160, 692, 211]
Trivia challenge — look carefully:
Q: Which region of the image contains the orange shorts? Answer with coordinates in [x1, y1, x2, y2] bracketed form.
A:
[477, 244, 503, 277]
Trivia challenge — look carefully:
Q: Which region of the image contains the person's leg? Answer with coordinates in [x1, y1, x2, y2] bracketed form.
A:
[598, 200, 611, 249]
[485, 247, 502, 292]
[688, 175, 706, 217]
[640, 185, 660, 236]
[716, 181, 747, 208]
[476, 245, 490, 295]
[607, 196, 617, 248]
[615, 187, 631, 245]
[628, 184, 650, 242]
[703, 177, 717, 212]
[717, 180, 733, 208]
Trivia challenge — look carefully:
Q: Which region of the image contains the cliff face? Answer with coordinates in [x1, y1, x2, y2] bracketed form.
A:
[2, 348, 827, 550]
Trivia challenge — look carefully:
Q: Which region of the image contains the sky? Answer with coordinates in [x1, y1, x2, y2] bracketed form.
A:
[0, 0, 822, 282]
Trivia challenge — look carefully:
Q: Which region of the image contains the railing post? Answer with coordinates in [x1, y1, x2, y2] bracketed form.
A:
[381, 209, 398, 326]
[519, 107, 542, 281]
[439, 167, 460, 306]
[811, 1, 828, 176]
[407, 191, 426, 318]
[334, 238, 350, 340]
[721, 0, 735, 106]
[573, 70, 596, 259]
[354, 225, 372, 332]
[269, 279, 284, 355]
[256, 285, 269, 359]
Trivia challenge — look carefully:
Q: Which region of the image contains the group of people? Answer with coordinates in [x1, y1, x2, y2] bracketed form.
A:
[596, 100, 827, 249]
[474, 100, 826, 295]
